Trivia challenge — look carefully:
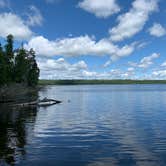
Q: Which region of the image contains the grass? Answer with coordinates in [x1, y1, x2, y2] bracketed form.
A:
[39, 79, 166, 85]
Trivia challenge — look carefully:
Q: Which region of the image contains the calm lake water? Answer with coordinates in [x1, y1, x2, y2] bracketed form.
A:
[1, 85, 166, 166]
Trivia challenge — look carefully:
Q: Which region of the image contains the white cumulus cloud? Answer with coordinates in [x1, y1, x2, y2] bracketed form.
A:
[103, 60, 112, 67]
[0, 13, 33, 40]
[78, 0, 120, 18]
[161, 61, 166, 67]
[129, 53, 160, 68]
[26, 5, 43, 27]
[148, 23, 166, 37]
[152, 70, 166, 79]
[109, 0, 158, 42]
[25, 35, 135, 59]
[38, 58, 88, 79]
[38, 57, 136, 79]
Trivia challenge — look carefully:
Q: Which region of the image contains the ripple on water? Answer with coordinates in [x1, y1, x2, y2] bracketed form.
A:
[1, 85, 166, 166]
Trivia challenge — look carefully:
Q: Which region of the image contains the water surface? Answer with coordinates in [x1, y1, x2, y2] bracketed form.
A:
[1, 85, 166, 166]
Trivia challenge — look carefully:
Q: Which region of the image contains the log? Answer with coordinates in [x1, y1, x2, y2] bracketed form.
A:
[13, 98, 62, 107]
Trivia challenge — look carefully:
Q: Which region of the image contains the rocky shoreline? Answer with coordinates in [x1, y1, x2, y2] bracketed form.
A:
[0, 84, 62, 107]
[0, 84, 39, 103]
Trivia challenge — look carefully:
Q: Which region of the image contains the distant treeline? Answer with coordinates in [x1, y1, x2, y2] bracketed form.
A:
[39, 79, 166, 85]
[0, 35, 39, 87]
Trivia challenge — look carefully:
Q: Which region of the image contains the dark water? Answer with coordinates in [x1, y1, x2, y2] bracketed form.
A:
[1, 85, 166, 166]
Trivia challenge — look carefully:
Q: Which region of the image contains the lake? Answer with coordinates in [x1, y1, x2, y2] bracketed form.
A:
[1, 85, 166, 166]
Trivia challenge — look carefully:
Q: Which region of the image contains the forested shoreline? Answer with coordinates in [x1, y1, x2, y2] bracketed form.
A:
[0, 35, 39, 87]
[39, 79, 166, 85]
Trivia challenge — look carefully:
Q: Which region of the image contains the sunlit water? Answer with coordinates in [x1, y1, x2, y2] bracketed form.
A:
[1, 85, 166, 166]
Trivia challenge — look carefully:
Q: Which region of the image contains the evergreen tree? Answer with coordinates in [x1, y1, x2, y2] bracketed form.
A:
[5, 34, 14, 59]
[14, 48, 28, 84]
[0, 35, 40, 87]
[0, 43, 7, 85]
[27, 49, 40, 86]
[27, 61, 40, 86]
[4, 34, 14, 82]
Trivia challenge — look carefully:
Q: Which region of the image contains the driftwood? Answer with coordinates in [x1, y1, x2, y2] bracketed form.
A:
[13, 98, 62, 107]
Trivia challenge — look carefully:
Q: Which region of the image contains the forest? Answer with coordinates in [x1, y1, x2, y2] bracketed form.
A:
[0, 35, 39, 87]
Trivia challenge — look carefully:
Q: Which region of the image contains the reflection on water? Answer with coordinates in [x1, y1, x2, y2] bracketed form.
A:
[1, 85, 166, 166]
[0, 106, 38, 165]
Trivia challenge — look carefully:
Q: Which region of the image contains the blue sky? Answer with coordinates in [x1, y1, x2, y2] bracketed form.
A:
[0, 0, 166, 79]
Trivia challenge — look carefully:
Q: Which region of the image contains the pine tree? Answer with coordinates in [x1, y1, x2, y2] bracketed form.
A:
[14, 48, 29, 84]
[27, 49, 40, 86]
[0, 43, 7, 85]
[0, 35, 40, 87]
[4, 34, 14, 82]
[5, 34, 13, 59]
[27, 62, 40, 86]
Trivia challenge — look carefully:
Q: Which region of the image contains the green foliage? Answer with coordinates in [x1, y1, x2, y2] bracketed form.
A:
[4, 35, 14, 82]
[14, 48, 29, 83]
[0, 43, 7, 85]
[27, 62, 40, 86]
[5, 34, 14, 59]
[27, 49, 40, 86]
[39, 79, 166, 85]
[0, 35, 40, 87]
